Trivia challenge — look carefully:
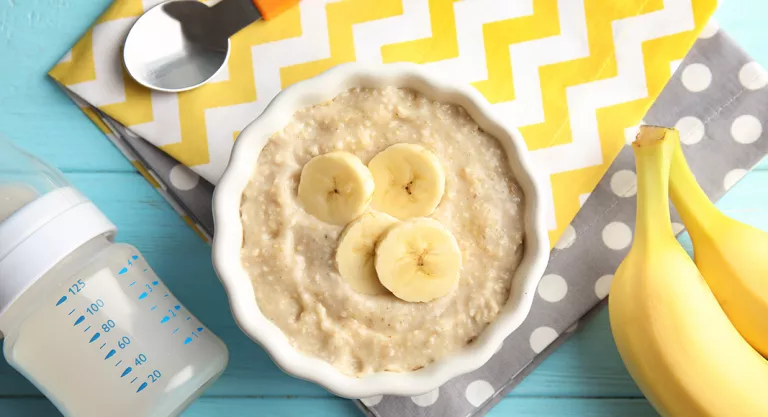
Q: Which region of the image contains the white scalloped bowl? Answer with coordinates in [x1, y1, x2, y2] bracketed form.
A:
[211, 62, 550, 399]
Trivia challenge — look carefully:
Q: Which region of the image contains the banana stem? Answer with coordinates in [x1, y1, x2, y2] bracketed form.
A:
[669, 138, 720, 233]
[632, 131, 675, 247]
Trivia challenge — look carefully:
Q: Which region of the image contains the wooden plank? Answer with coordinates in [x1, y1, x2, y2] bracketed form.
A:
[0, 1, 763, 416]
[513, 310, 643, 398]
[186, 397, 660, 417]
[493, 398, 656, 416]
[0, 397, 657, 417]
[0, 0, 132, 173]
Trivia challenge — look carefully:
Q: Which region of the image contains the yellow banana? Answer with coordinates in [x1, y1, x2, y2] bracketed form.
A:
[608, 126, 768, 417]
[669, 135, 768, 357]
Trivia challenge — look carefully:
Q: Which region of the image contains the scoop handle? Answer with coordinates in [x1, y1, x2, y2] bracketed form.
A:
[252, 0, 300, 20]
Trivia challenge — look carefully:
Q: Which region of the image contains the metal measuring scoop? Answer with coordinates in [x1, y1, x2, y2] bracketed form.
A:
[123, 0, 297, 92]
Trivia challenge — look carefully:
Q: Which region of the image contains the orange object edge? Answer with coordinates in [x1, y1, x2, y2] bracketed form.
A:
[252, 0, 300, 20]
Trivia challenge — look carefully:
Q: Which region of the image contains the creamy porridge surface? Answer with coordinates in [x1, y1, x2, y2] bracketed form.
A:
[240, 87, 525, 376]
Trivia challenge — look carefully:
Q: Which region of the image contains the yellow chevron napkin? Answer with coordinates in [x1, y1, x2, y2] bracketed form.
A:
[49, 0, 717, 244]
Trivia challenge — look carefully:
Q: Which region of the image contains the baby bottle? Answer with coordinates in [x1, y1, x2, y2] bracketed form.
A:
[0, 137, 229, 417]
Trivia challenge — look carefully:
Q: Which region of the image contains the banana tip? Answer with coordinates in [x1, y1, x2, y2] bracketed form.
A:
[633, 125, 677, 147]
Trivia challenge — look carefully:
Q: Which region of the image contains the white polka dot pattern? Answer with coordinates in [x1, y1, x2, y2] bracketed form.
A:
[739, 62, 768, 90]
[731, 115, 763, 144]
[465, 380, 495, 407]
[724, 169, 748, 190]
[681, 63, 712, 92]
[595, 274, 614, 299]
[410, 389, 439, 407]
[610, 170, 637, 197]
[675, 116, 706, 145]
[602, 222, 632, 250]
[169, 164, 200, 191]
[698, 19, 719, 39]
[538, 274, 568, 302]
[529, 327, 558, 354]
[361, 396, 383, 407]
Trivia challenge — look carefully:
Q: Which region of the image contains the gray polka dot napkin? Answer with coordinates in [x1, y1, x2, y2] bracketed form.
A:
[76, 26, 768, 417]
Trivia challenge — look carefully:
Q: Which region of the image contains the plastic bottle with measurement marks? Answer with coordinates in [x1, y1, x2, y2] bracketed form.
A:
[0, 137, 228, 416]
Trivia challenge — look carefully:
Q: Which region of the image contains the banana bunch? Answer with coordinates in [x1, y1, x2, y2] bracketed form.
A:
[297, 144, 461, 302]
[608, 126, 768, 417]
[669, 136, 768, 357]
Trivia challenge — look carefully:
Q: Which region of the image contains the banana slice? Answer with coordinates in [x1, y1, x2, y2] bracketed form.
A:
[375, 217, 462, 302]
[368, 143, 445, 219]
[298, 151, 375, 225]
[336, 211, 399, 295]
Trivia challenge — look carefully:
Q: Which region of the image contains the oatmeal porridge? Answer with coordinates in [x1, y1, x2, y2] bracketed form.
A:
[240, 87, 525, 376]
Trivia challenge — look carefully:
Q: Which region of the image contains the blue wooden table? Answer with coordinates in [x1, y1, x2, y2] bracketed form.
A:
[0, 1, 766, 416]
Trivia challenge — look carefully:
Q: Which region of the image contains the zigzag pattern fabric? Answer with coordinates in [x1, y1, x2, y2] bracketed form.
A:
[48, 0, 717, 244]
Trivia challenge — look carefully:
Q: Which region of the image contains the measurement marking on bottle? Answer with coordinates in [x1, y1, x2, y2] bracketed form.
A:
[164, 293, 169, 298]
[84, 326, 91, 333]
[186, 317, 191, 321]
[160, 316, 170, 324]
[173, 328, 179, 334]
[68, 309, 75, 316]
[121, 367, 133, 377]
[118, 267, 128, 275]
[105, 349, 116, 360]
[131, 377, 138, 384]
[150, 306, 157, 311]
[74, 316, 85, 326]
[55, 296, 67, 306]
[184, 337, 193, 345]
[192, 332, 199, 338]
[174, 305, 181, 311]
[89, 333, 101, 343]
[152, 281, 159, 286]
[129, 281, 136, 287]
[197, 327, 204, 333]
[132, 255, 139, 260]
[137, 382, 148, 393]
[143, 268, 148, 272]
[138, 292, 148, 300]
[100, 343, 106, 350]
[115, 360, 123, 367]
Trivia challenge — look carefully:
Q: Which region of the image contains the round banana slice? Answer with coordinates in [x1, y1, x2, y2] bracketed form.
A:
[336, 211, 399, 295]
[368, 143, 446, 219]
[375, 217, 462, 303]
[298, 151, 375, 225]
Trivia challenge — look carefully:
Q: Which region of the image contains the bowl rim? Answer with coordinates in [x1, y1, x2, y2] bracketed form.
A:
[211, 62, 550, 399]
